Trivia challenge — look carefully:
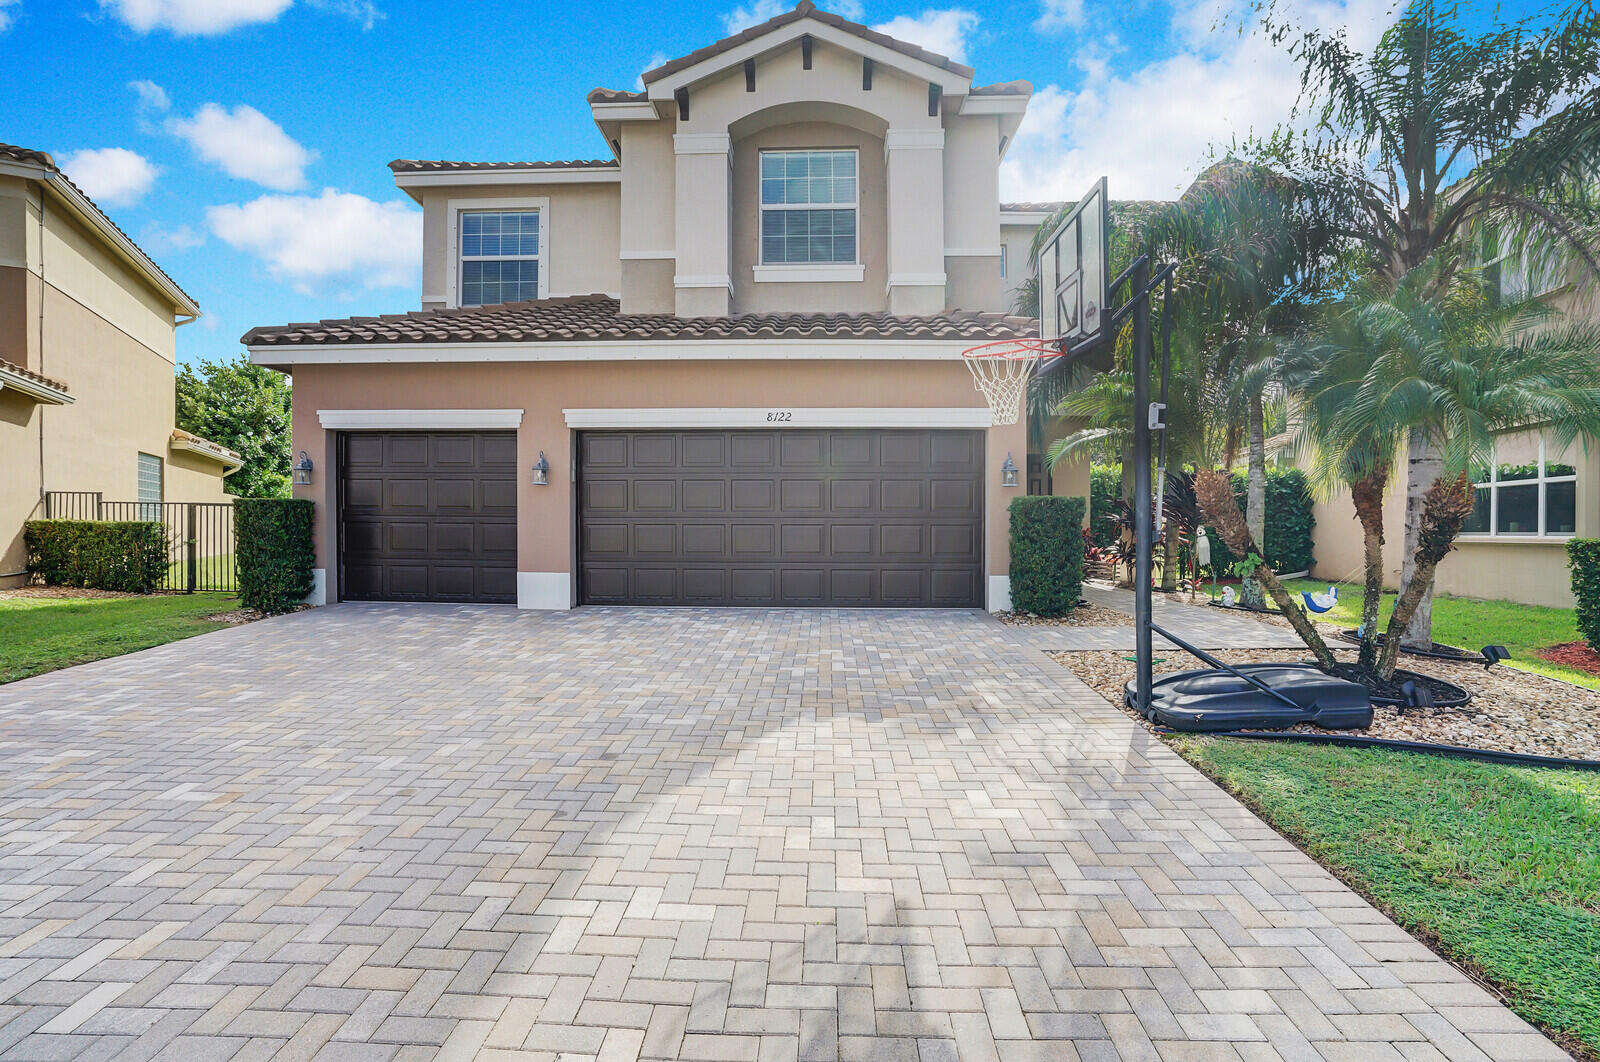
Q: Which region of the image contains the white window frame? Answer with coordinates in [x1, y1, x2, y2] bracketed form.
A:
[756, 148, 862, 280]
[1461, 437, 1578, 539]
[446, 197, 549, 309]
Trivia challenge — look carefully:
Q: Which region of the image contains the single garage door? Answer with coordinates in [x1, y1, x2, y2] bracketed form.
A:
[340, 431, 517, 603]
[579, 429, 984, 607]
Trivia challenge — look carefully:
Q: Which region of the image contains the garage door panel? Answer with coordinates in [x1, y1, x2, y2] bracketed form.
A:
[579, 429, 982, 607]
[340, 431, 517, 604]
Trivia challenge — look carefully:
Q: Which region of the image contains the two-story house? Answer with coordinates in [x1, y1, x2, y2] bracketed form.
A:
[247, 2, 1077, 611]
[1, 144, 240, 589]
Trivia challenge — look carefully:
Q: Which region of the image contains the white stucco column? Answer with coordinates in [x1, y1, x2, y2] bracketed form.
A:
[884, 128, 947, 315]
[674, 133, 733, 317]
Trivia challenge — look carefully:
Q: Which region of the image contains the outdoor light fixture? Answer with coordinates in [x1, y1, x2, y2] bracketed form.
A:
[1000, 452, 1019, 488]
[532, 451, 550, 486]
[292, 451, 313, 486]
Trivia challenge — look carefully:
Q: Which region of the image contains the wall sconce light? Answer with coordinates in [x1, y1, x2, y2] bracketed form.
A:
[292, 451, 313, 485]
[1001, 452, 1019, 488]
[531, 451, 550, 486]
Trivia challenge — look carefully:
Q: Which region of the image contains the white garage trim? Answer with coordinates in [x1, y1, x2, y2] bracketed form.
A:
[318, 409, 525, 430]
[562, 407, 993, 429]
[987, 575, 1012, 613]
[518, 572, 573, 610]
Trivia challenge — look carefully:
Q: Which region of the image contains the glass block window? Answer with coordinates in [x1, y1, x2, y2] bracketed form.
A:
[759, 150, 858, 265]
[137, 452, 162, 521]
[460, 210, 541, 306]
[1460, 437, 1578, 538]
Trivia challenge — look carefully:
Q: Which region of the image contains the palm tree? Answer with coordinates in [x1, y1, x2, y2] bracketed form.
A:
[1292, 258, 1600, 679]
[1258, 0, 1600, 646]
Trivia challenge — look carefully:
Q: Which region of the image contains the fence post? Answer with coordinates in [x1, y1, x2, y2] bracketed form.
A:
[186, 503, 198, 593]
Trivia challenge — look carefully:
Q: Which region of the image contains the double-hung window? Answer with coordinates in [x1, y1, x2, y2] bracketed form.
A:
[1460, 437, 1577, 538]
[459, 209, 543, 306]
[759, 149, 858, 266]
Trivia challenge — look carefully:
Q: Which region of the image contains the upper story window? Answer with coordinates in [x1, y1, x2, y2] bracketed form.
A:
[460, 209, 542, 306]
[760, 150, 857, 265]
[1461, 437, 1577, 538]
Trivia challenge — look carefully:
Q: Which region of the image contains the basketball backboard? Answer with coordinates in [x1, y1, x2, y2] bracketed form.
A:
[1037, 177, 1109, 351]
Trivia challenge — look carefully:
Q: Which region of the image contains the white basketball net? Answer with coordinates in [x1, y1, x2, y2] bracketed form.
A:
[963, 342, 1051, 425]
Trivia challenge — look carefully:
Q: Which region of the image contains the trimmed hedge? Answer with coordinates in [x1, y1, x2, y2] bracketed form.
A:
[1088, 464, 1122, 547]
[1568, 539, 1600, 652]
[25, 520, 168, 592]
[1009, 495, 1087, 615]
[235, 498, 315, 613]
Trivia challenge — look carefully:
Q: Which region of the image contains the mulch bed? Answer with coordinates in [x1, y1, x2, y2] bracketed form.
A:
[996, 601, 1132, 627]
[204, 605, 311, 626]
[1535, 641, 1600, 677]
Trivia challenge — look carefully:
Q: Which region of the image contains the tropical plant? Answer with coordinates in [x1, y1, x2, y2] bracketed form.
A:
[1255, 0, 1600, 646]
[175, 356, 293, 498]
[1289, 259, 1600, 679]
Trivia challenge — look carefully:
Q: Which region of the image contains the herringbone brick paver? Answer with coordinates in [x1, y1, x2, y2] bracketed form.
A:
[0, 605, 1569, 1061]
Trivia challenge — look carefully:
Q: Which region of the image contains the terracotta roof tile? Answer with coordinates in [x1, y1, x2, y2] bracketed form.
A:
[1001, 201, 1068, 213]
[970, 80, 1033, 96]
[243, 294, 1036, 348]
[587, 88, 648, 103]
[642, 1, 975, 85]
[0, 142, 198, 311]
[0, 357, 70, 395]
[389, 158, 619, 173]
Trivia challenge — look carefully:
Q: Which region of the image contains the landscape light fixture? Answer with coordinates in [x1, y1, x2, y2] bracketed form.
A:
[292, 451, 313, 485]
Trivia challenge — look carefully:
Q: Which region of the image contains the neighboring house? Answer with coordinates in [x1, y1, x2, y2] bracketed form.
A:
[1307, 262, 1600, 609]
[0, 144, 240, 589]
[247, 1, 1081, 611]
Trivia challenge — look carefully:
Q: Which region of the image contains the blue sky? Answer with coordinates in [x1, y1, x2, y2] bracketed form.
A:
[0, 0, 1398, 363]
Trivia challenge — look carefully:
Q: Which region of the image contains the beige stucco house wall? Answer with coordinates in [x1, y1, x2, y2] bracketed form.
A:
[0, 148, 238, 588]
[251, 2, 1058, 612]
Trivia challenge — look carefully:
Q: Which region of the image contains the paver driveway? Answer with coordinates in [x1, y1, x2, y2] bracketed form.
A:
[0, 605, 1567, 1062]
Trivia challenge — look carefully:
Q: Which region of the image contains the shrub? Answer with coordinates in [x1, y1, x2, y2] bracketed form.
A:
[1009, 495, 1087, 615]
[1088, 464, 1122, 547]
[235, 498, 315, 613]
[1202, 468, 1317, 576]
[25, 520, 168, 592]
[1568, 539, 1600, 652]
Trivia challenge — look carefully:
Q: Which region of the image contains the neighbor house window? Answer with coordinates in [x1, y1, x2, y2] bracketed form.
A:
[460, 210, 542, 306]
[760, 149, 858, 265]
[137, 452, 162, 521]
[1460, 438, 1577, 538]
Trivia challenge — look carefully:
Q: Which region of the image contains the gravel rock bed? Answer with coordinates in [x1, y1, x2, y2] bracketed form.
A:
[996, 602, 1132, 627]
[1, 586, 142, 600]
[1050, 644, 1600, 760]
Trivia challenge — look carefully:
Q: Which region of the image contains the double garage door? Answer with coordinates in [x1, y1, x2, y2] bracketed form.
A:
[578, 429, 984, 607]
[338, 428, 984, 607]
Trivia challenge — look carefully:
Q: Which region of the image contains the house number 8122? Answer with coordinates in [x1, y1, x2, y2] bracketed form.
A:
[766, 411, 793, 422]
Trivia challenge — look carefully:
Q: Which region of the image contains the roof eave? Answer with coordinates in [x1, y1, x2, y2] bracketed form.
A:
[0, 363, 73, 405]
[169, 430, 244, 474]
[391, 167, 622, 192]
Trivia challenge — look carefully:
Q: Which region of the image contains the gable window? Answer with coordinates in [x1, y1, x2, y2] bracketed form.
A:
[137, 452, 162, 521]
[1460, 437, 1577, 538]
[459, 209, 543, 306]
[760, 149, 857, 265]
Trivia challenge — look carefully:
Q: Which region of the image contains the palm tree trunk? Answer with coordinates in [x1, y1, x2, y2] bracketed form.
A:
[1350, 467, 1388, 672]
[1161, 532, 1180, 591]
[1247, 394, 1267, 547]
[1397, 432, 1443, 649]
[1194, 468, 1337, 669]
[1377, 475, 1475, 679]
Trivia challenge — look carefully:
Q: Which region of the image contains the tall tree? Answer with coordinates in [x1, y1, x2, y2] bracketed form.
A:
[1258, 0, 1600, 645]
[175, 356, 292, 499]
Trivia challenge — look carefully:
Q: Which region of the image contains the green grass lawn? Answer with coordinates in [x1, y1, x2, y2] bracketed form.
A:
[162, 552, 237, 592]
[0, 593, 238, 684]
[1283, 577, 1598, 691]
[1174, 736, 1600, 1058]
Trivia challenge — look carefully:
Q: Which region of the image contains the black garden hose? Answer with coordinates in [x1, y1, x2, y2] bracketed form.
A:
[1157, 728, 1600, 772]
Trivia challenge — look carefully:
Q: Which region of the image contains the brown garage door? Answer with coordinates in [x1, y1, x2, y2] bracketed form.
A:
[339, 431, 517, 603]
[579, 429, 984, 607]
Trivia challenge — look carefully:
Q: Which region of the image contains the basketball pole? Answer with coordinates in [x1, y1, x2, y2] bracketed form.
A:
[1131, 257, 1154, 716]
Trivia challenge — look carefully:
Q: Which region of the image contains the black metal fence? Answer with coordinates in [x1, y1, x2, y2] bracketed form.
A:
[42, 492, 236, 592]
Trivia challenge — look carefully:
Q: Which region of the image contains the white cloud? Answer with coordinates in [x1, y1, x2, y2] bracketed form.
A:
[306, 0, 382, 29]
[1000, 0, 1395, 203]
[58, 148, 158, 207]
[871, 9, 978, 64]
[636, 52, 668, 91]
[1034, 0, 1083, 31]
[141, 221, 204, 252]
[0, 0, 21, 33]
[168, 104, 315, 191]
[722, 0, 861, 35]
[128, 79, 170, 111]
[100, 0, 294, 35]
[207, 189, 420, 293]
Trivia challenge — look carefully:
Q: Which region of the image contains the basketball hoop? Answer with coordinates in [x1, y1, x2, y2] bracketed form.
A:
[962, 338, 1058, 425]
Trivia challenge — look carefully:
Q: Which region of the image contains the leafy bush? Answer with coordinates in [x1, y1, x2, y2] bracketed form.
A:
[1568, 539, 1600, 652]
[1009, 495, 1087, 615]
[1088, 464, 1122, 547]
[1202, 468, 1317, 576]
[235, 498, 315, 613]
[25, 520, 168, 592]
